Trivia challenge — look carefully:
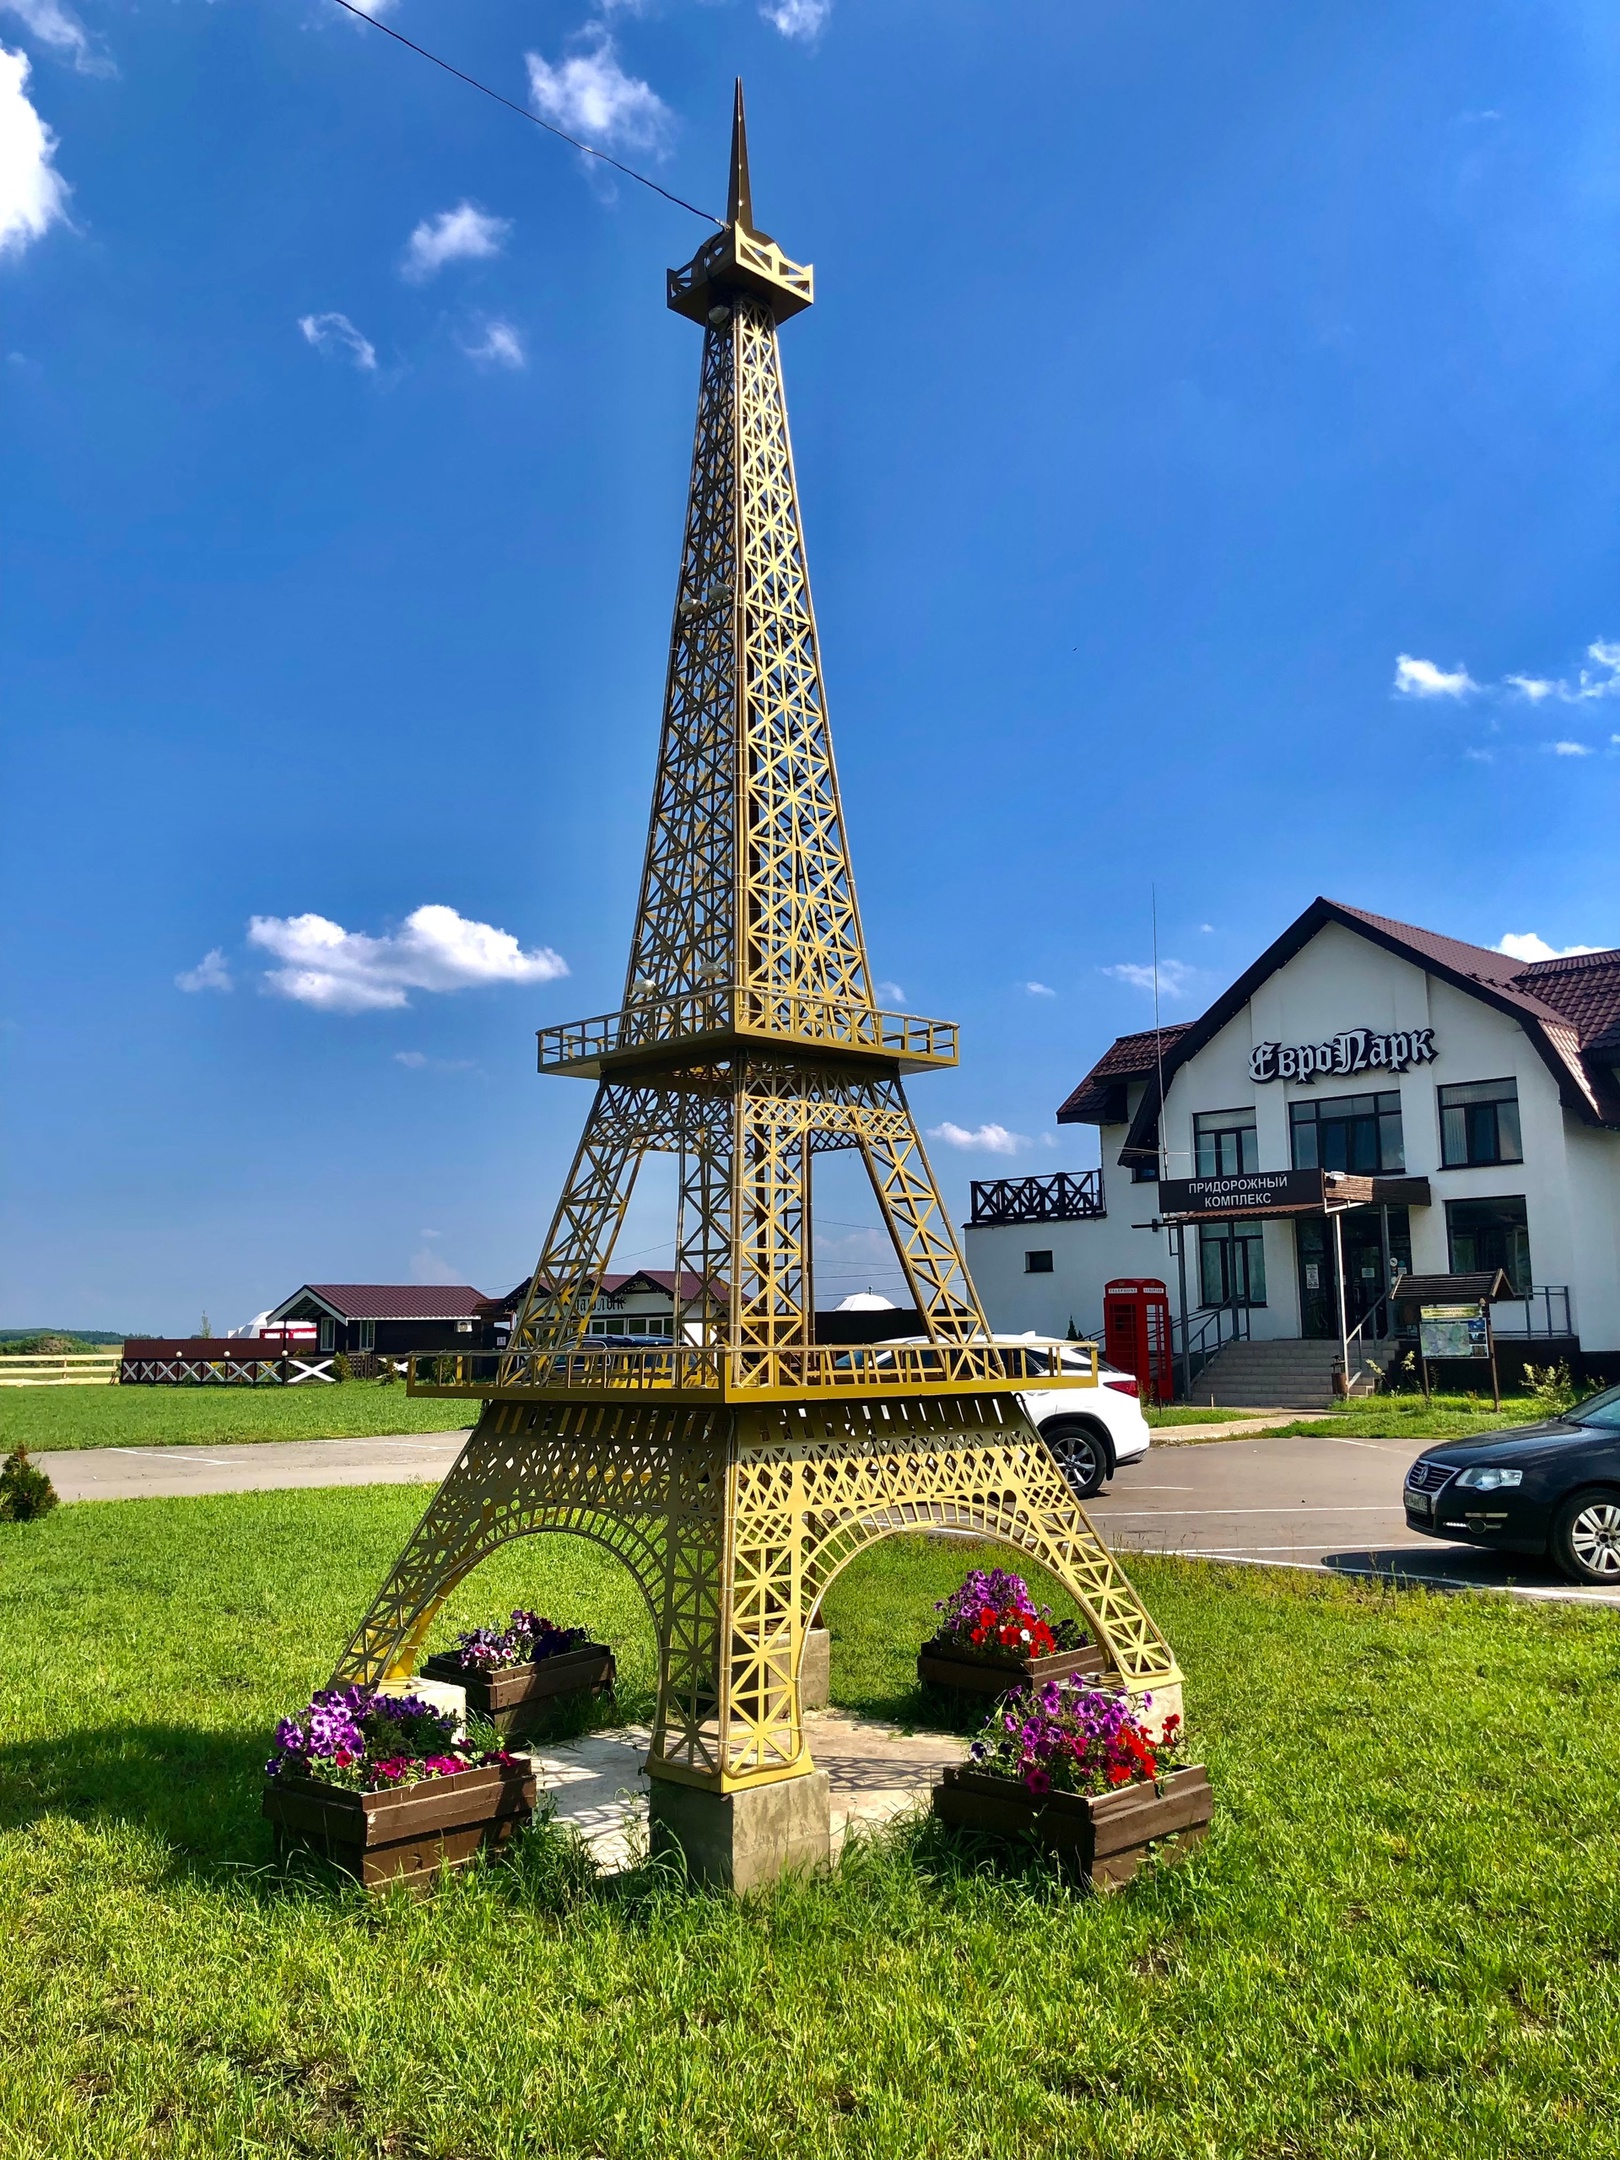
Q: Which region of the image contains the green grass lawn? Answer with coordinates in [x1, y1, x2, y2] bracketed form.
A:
[1, 1382, 472, 1452]
[1250, 1394, 1555, 1443]
[3, 1490, 1619, 2157]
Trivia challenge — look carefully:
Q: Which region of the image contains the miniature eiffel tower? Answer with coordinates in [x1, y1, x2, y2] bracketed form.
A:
[332, 87, 1181, 1886]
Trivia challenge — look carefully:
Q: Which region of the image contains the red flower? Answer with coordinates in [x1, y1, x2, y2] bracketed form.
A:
[1106, 1763, 1132, 1787]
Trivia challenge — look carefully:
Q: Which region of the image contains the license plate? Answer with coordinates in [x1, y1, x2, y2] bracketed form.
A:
[1406, 1489, 1431, 1518]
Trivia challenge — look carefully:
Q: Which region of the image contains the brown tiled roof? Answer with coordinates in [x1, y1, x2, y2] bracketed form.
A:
[276, 1285, 491, 1322]
[1111, 897, 1620, 1164]
[474, 1268, 728, 1318]
[1057, 1025, 1192, 1124]
[1514, 947, 1620, 1055]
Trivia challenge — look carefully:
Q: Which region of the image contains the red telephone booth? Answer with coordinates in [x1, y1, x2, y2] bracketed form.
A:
[1102, 1278, 1173, 1404]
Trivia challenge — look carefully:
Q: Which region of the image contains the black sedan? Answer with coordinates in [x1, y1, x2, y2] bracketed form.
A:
[1404, 1381, 1620, 1584]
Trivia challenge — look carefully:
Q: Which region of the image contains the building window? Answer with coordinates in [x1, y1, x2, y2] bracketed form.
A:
[1439, 1079, 1522, 1168]
[1446, 1196, 1532, 1294]
[1199, 1223, 1266, 1307]
[1024, 1250, 1055, 1274]
[318, 1318, 334, 1353]
[1129, 1124, 1160, 1182]
[1290, 1090, 1404, 1174]
[1194, 1109, 1258, 1178]
[357, 1320, 375, 1353]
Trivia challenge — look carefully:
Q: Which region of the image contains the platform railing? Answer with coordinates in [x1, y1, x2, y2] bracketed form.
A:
[405, 1336, 1099, 1404]
[536, 987, 957, 1073]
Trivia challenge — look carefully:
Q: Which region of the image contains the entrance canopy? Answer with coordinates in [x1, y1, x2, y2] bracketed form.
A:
[1155, 1168, 1431, 1223]
[1392, 1271, 1513, 1306]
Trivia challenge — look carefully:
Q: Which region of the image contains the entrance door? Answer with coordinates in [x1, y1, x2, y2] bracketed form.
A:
[1295, 1208, 1412, 1339]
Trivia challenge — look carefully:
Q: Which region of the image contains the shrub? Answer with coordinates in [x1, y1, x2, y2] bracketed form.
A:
[0, 1446, 59, 1523]
[1524, 1362, 1578, 1416]
[331, 1352, 352, 1383]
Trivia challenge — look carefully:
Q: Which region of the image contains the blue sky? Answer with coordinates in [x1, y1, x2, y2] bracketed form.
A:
[3, 0, 1616, 1330]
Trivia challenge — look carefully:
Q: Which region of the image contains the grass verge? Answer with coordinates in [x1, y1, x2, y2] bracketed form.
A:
[1239, 1395, 1555, 1443]
[3, 1488, 1620, 2156]
[1, 1383, 472, 1452]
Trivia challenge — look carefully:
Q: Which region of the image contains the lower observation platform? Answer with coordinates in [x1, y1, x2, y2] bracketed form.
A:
[404, 1338, 1100, 1406]
[536, 987, 958, 1078]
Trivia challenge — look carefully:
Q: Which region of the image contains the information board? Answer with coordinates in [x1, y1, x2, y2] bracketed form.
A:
[1419, 1302, 1489, 1360]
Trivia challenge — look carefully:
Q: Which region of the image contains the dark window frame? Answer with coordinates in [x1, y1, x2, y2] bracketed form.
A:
[1444, 1194, 1533, 1295]
[1289, 1088, 1405, 1175]
[1193, 1107, 1259, 1179]
[1438, 1078, 1523, 1169]
[1024, 1249, 1055, 1275]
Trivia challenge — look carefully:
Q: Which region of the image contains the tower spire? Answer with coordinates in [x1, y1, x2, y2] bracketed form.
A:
[727, 78, 753, 232]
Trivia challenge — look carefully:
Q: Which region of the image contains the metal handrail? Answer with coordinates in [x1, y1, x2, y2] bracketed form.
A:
[1170, 1299, 1250, 1380]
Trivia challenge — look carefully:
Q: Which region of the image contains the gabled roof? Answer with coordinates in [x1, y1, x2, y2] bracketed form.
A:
[1057, 1025, 1192, 1124]
[268, 1284, 491, 1323]
[474, 1269, 729, 1319]
[1106, 898, 1620, 1165]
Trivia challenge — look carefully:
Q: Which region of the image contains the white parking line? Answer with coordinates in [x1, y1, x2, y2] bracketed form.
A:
[1094, 1504, 1402, 1518]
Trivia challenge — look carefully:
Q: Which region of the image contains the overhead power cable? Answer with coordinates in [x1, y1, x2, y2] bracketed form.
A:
[325, 0, 722, 225]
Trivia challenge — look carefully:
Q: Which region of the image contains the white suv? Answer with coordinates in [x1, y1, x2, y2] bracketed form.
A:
[886, 1332, 1150, 1500]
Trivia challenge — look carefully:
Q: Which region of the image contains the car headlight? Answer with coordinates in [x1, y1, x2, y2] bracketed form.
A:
[1454, 1465, 1523, 1491]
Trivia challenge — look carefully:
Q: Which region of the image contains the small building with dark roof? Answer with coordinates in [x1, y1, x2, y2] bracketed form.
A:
[475, 1269, 729, 1345]
[965, 897, 1620, 1390]
[262, 1284, 493, 1358]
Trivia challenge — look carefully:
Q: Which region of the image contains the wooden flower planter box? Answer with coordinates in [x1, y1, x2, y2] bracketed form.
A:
[420, 1643, 617, 1736]
[932, 1762, 1212, 1888]
[263, 1760, 538, 1888]
[916, 1640, 1110, 1697]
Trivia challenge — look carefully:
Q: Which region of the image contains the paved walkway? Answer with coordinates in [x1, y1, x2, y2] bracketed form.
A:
[1095, 1430, 1620, 1608]
[34, 1431, 472, 1502]
[1151, 1410, 1338, 1442]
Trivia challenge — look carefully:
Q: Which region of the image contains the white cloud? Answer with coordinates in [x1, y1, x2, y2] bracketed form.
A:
[461, 317, 525, 369]
[395, 1049, 475, 1072]
[1394, 653, 1477, 698]
[1548, 740, 1591, 757]
[1023, 981, 1056, 998]
[760, 0, 832, 39]
[1, 0, 109, 74]
[1100, 958, 1202, 1000]
[525, 29, 670, 155]
[875, 979, 905, 1004]
[176, 948, 232, 994]
[1502, 641, 1620, 705]
[0, 43, 67, 255]
[1198, 923, 1214, 934]
[402, 201, 510, 282]
[1494, 933, 1604, 963]
[928, 1121, 1028, 1156]
[410, 1245, 463, 1286]
[248, 903, 568, 1013]
[298, 311, 376, 371]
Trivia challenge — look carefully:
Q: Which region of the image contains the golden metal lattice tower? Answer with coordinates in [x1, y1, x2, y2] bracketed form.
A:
[333, 87, 1182, 1805]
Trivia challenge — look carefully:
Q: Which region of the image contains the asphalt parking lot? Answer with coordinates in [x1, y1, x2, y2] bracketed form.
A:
[1093, 1430, 1620, 1608]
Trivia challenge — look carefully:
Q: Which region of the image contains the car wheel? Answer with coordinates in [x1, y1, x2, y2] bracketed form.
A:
[1551, 1489, 1620, 1586]
[1040, 1420, 1110, 1500]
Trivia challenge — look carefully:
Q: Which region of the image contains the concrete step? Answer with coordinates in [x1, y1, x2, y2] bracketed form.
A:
[1191, 1336, 1356, 1410]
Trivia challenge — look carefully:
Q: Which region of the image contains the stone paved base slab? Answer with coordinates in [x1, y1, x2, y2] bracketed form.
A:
[514, 1714, 970, 1876]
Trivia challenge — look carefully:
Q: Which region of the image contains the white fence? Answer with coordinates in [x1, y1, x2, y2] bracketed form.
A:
[0, 1353, 121, 1387]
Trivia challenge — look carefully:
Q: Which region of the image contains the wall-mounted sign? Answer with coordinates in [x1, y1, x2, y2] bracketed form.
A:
[1249, 1026, 1436, 1085]
[1419, 1301, 1489, 1360]
[1157, 1168, 1330, 1220]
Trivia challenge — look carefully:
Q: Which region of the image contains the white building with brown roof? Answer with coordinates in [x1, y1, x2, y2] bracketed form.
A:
[964, 898, 1620, 1397]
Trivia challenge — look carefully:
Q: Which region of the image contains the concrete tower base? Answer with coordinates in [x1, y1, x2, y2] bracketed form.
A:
[648, 1770, 831, 1891]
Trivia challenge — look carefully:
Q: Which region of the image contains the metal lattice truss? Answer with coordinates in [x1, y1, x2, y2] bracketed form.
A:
[333, 1394, 1182, 1790]
[335, 94, 1184, 1766]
